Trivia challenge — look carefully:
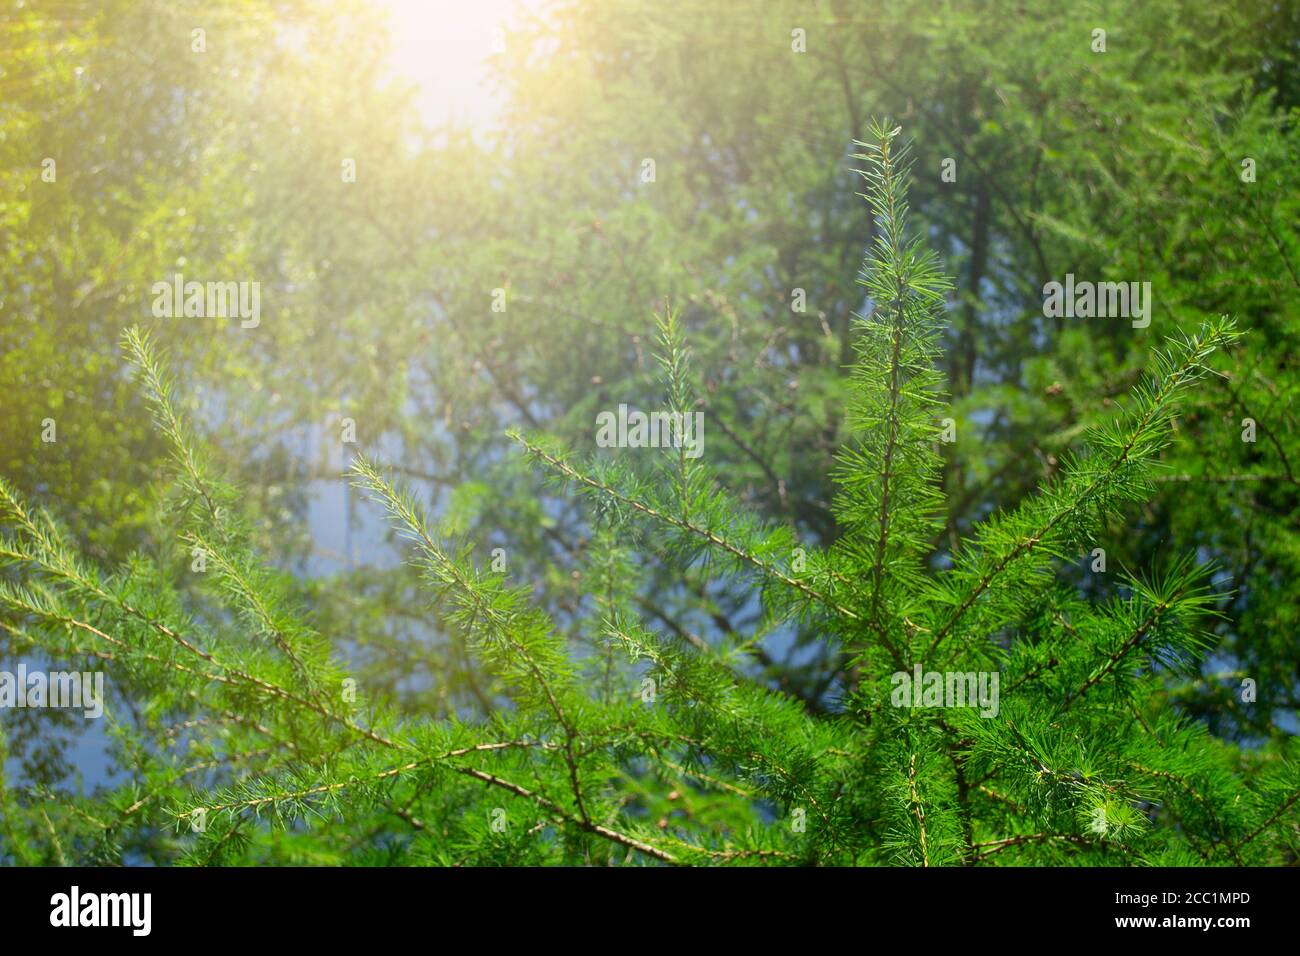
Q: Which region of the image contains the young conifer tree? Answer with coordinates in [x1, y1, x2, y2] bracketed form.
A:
[0, 121, 1294, 866]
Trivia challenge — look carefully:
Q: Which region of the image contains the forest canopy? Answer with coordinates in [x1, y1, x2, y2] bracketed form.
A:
[1, 0, 1297, 866]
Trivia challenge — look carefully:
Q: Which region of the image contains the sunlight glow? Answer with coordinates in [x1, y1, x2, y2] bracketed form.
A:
[377, 0, 542, 131]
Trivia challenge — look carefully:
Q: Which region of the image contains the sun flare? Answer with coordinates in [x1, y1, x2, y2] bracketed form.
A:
[377, 0, 540, 130]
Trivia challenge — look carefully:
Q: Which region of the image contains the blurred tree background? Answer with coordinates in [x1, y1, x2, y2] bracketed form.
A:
[1, 0, 1296, 844]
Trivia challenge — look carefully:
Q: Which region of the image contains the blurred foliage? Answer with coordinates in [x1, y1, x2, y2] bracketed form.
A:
[0, 0, 1296, 862]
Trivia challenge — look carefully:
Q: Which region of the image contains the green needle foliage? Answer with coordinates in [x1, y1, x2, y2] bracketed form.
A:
[1, 121, 1295, 867]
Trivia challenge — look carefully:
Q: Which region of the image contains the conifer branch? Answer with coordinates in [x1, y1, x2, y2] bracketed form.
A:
[925, 316, 1238, 657]
[512, 435, 860, 620]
